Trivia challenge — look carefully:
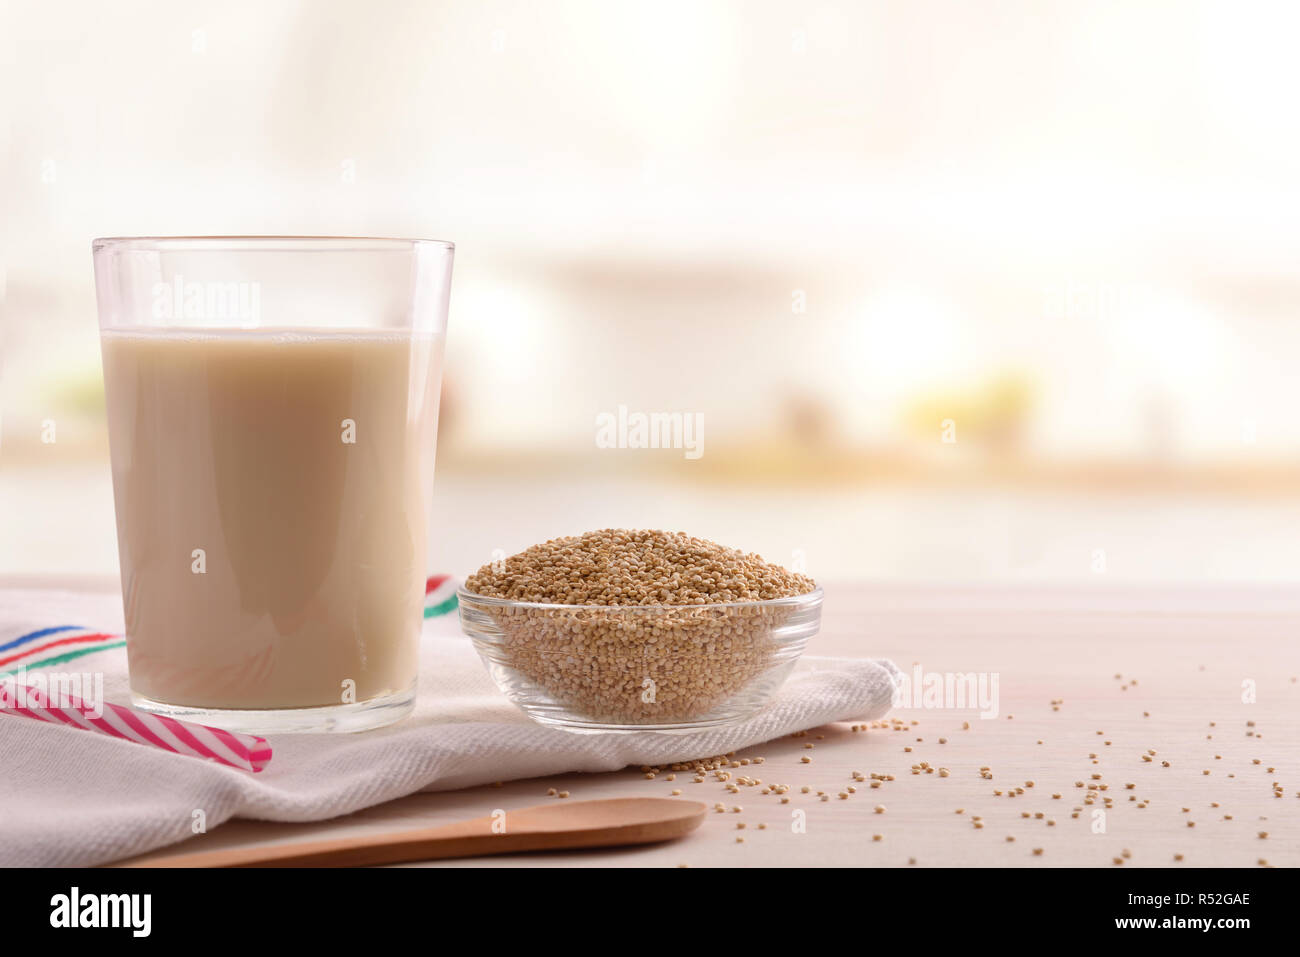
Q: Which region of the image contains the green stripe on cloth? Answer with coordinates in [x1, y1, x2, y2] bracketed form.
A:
[1, 640, 127, 676]
[424, 594, 458, 619]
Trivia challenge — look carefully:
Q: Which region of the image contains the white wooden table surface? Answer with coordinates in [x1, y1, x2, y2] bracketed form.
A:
[108, 582, 1299, 868]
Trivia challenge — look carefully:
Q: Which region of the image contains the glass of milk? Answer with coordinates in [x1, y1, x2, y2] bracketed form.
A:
[92, 237, 453, 733]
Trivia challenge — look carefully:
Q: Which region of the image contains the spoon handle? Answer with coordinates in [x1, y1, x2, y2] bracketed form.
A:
[130, 798, 708, 868]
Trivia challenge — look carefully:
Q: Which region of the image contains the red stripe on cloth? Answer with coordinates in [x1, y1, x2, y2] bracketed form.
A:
[0, 632, 116, 669]
[425, 574, 450, 595]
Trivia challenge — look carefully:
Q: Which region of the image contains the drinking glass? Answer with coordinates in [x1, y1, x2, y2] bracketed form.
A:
[92, 237, 453, 733]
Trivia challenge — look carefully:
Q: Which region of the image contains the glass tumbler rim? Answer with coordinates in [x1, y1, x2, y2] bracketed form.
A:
[91, 235, 455, 253]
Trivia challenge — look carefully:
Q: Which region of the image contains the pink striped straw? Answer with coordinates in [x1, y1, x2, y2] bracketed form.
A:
[2, 684, 272, 773]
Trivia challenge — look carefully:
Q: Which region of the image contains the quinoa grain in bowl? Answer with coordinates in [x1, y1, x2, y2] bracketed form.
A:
[459, 530, 823, 731]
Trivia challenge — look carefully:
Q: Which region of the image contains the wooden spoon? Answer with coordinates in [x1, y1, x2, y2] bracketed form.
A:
[131, 797, 708, 868]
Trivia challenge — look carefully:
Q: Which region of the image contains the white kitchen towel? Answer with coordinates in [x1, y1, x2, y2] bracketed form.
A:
[0, 587, 900, 867]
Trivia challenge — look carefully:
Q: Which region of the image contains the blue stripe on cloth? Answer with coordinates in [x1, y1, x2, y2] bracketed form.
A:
[0, 625, 85, 653]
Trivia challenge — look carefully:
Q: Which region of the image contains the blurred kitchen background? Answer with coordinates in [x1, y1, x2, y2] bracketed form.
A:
[3, 0, 1300, 584]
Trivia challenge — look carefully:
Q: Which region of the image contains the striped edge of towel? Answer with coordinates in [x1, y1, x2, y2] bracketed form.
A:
[0, 626, 126, 675]
[424, 574, 459, 618]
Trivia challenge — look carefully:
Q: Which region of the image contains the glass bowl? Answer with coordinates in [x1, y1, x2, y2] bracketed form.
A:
[457, 586, 824, 732]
